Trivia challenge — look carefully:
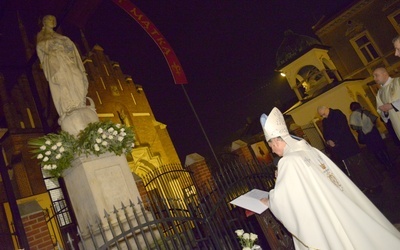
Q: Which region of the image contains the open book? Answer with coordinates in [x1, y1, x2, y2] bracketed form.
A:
[230, 189, 269, 214]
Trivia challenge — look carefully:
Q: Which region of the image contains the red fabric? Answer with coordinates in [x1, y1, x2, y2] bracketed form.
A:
[112, 0, 188, 84]
[245, 210, 255, 217]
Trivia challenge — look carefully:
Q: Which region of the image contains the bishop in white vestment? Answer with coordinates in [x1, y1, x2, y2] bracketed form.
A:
[260, 107, 400, 249]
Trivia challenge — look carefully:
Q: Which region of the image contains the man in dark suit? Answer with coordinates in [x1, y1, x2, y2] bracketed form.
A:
[317, 106, 381, 192]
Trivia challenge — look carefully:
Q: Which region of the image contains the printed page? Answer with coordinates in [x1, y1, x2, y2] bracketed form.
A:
[230, 189, 269, 214]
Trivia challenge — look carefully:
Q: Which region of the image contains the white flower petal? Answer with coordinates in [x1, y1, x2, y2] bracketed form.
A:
[235, 229, 244, 237]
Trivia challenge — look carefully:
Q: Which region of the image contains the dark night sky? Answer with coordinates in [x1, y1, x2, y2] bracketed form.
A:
[0, 0, 355, 163]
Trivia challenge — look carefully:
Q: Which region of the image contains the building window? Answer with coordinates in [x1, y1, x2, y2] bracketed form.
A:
[388, 9, 400, 34]
[43, 174, 73, 227]
[350, 32, 380, 65]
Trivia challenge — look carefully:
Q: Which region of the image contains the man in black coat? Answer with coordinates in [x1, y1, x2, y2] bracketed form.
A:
[317, 106, 381, 192]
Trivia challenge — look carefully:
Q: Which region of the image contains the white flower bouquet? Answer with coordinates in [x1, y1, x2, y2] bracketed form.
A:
[76, 120, 135, 157]
[235, 229, 260, 250]
[29, 121, 135, 177]
[28, 131, 76, 177]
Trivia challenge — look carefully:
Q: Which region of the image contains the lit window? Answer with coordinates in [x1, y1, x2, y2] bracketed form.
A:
[350, 32, 381, 65]
[43, 173, 73, 227]
[388, 9, 400, 34]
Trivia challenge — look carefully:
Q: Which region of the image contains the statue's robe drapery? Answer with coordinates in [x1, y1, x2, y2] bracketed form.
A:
[36, 32, 88, 120]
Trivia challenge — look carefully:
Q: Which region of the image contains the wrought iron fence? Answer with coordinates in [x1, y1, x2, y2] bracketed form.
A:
[65, 160, 294, 249]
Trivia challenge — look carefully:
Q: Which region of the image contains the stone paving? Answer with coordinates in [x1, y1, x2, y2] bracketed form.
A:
[359, 137, 400, 227]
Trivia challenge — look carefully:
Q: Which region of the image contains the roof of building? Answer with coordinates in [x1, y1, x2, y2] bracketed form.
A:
[275, 30, 324, 69]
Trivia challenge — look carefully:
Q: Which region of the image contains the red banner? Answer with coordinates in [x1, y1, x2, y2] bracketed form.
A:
[112, 0, 188, 84]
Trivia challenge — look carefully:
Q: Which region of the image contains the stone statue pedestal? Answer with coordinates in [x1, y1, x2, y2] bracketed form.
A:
[63, 152, 141, 236]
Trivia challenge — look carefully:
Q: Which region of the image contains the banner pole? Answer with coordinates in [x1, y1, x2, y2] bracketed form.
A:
[181, 85, 221, 168]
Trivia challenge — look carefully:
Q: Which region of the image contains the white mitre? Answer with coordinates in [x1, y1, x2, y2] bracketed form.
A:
[260, 107, 301, 147]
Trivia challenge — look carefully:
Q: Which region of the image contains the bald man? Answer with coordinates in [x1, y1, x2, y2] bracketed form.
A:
[373, 67, 400, 141]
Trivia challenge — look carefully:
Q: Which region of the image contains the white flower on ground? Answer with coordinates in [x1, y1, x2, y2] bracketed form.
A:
[102, 134, 107, 139]
[40, 145, 46, 150]
[94, 144, 100, 151]
[43, 165, 50, 170]
[37, 154, 43, 159]
[243, 247, 251, 250]
[117, 136, 123, 142]
[56, 142, 62, 147]
[236, 230, 257, 249]
[45, 140, 51, 145]
[43, 156, 49, 162]
[98, 128, 103, 134]
[108, 127, 114, 133]
[116, 124, 121, 128]
[112, 131, 118, 135]
[120, 132, 126, 136]
[108, 135, 114, 140]
[51, 164, 57, 169]
[235, 229, 244, 237]
[45, 151, 51, 156]
[101, 141, 108, 146]
[51, 145, 57, 150]
[56, 154, 61, 159]
[59, 147, 65, 153]
[96, 138, 102, 143]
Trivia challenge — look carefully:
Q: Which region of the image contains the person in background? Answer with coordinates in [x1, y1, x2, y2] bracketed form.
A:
[374, 67, 400, 142]
[349, 102, 394, 172]
[259, 107, 400, 249]
[317, 106, 381, 192]
[393, 35, 400, 57]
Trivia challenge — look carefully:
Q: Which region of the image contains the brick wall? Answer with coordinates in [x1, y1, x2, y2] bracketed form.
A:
[22, 211, 54, 250]
[232, 146, 254, 162]
[186, 158, 213, 197]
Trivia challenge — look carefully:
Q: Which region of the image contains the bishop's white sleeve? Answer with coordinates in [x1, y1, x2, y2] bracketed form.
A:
[391, 99, 400, 112]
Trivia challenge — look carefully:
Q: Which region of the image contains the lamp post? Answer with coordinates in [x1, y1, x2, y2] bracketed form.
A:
[0, 129, 30, 249]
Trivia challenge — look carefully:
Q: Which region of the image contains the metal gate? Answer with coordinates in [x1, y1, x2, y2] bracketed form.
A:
[69, 161, 294, 249]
